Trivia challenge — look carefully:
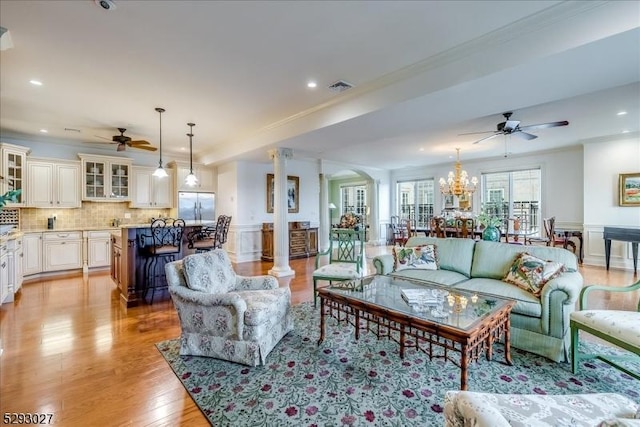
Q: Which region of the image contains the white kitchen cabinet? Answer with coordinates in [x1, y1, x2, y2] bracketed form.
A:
[43, 231, 82, 272]
[86, 230, 111, 268]
[0, 143, 30, 207]
[0, 239, 8, 303]
[78, 154, 132, 201]
[130, 166, 174, 208]
[23, 232, 43, 276]
[26, 159, 81, 208]
[6, 235, 23, 299]
[169, 160, 215, 193]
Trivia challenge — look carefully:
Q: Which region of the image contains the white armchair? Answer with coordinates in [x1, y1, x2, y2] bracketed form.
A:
[165, 249, 293, 366]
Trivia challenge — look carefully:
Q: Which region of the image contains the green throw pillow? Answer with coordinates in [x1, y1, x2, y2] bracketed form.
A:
[503, 252, 565, 297]
[393, 244, 439, 272]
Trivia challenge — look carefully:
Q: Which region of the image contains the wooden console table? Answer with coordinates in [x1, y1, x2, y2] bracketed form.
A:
[604, 226, 640, 273]
[261, 221, 318, 261]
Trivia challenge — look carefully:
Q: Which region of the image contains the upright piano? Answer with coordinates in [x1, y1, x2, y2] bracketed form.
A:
[603, 226, 640, 273]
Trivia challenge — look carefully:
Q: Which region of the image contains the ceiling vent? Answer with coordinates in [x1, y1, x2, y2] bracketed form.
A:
[327, 80, 354, 93]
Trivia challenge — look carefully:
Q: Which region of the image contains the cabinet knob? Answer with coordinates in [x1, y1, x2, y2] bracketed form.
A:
[57, 201, 60, 204]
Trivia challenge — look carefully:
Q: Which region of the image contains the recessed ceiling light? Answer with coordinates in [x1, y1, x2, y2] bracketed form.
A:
[30, 80, 43, 86]
[622, 130, 630, 133]
[39, 129, 48, 133]
[180, 147, 186, 151]
[307, 81, 317, 89]
[419, 147, 424, 152]
[617, 111, 627, 116]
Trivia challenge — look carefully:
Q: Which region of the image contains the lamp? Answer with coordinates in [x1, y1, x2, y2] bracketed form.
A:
[328, 203, 337, 210]
[184, 122, 198, 186]
[152, 107, 168, 178]
[438, 148, 477, 196]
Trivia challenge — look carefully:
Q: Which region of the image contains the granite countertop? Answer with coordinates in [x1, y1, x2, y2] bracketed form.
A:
[120, 220, 216, 229]
[20, 220, 216, 234]
[21, 226, 120, 233]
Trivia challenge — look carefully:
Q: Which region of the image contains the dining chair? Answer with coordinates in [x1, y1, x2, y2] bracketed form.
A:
[392, 218, 412, 246]
[430, 216, 446, 238]
[455, 218, 475, 239]
[504, 217, 527, 245]
[545, 217, 576, 254]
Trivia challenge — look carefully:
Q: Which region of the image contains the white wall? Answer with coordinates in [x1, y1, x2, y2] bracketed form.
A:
[391, 146, 584, 225]
[583, 136, 640, 269]
[220, 157, 324, 262]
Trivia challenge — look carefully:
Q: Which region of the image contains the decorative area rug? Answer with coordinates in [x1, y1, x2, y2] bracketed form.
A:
[156, 302, 640, 426]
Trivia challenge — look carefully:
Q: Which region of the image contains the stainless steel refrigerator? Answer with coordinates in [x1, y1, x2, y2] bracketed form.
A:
[178, 192, 216, 222]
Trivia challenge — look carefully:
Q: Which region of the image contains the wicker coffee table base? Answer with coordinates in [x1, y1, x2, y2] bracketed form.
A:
[317, 292, 515, 391]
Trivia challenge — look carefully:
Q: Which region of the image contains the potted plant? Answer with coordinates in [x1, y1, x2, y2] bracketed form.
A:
[0, 189, 21, 209]
[477, 211, 503, 242]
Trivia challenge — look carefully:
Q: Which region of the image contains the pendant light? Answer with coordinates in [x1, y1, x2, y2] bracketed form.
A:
[152, 107, 168, 178]
[184, 122, 199, 186]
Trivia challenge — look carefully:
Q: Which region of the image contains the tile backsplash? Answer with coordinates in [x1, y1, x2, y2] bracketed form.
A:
[19, 202, 173, 230]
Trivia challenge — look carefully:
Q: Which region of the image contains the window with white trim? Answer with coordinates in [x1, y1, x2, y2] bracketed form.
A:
[397, 179, 435, 228]
[481, 168, 541, 229]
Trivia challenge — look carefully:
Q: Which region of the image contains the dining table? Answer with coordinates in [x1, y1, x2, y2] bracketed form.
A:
[416, 226, 540, 243]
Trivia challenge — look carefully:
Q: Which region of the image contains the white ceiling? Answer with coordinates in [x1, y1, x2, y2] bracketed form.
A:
[1, 1, 638, 170]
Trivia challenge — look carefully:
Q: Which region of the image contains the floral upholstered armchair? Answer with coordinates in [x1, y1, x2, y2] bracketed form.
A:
[444, 390, 640, 427]
[165, 249, 293, 366]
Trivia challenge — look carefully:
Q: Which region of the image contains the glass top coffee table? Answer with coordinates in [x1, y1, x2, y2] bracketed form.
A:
[316, 275, 516, 390]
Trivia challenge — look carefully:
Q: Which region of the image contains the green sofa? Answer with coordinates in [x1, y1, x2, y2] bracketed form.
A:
[373, 237, 583, 362]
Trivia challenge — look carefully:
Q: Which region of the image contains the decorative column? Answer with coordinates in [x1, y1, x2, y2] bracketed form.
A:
[369, 179, 380, 244]
[318, 171, 330, 252]
[268, 148, 295, 277]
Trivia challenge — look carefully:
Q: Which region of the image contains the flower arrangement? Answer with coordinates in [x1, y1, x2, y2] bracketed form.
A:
[0, 189, 22, 209]
[339, 212, 361, 229]
[476, 211, 503, 228]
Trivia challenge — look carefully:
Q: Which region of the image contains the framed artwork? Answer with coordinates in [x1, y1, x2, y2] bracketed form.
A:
[619, 173, 640, 206]
[444, 194, 454, 209]
[458, 192, 472, 211]
[267, 174, 300, 213]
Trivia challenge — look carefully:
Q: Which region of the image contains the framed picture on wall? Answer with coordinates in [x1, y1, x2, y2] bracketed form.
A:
[619, 173, 640, 206]
[444, 194, 454, 209]
[267, 174, 300, 213]
[459, 192, 472, 211]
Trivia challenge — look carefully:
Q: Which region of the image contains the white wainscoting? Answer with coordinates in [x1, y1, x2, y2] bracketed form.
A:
[224, 224, 263, 264]
[583, 224, 637, 272]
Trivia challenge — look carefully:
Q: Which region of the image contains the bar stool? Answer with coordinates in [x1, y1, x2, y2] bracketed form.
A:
[215, 215, 232, 248]
[186, 215, 232, 253]
[139, 218, 185, 303]
[186, 225, 217, 253]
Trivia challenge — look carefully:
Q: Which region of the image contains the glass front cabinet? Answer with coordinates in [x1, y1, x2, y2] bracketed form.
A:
[0, 143, 31, 207]
[78, 154, 132, 201]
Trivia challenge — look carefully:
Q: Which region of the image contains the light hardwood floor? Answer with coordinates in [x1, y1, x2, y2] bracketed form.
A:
[1, 246, 638, 426]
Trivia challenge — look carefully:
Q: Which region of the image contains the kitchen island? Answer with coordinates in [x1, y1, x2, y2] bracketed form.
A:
[113, 220, 215, 307]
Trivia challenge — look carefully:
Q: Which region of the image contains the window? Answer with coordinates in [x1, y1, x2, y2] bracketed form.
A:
[397, 179, 435, 228]
[341, 184, 367, 216]
[481, 169, 541, 229]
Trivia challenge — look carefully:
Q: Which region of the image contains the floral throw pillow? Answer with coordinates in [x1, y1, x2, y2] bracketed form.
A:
[393, 244, 439, 272]
[503, 252, 565, 297]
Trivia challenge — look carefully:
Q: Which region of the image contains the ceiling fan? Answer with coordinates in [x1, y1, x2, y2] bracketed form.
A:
[89, 128, 157, 152]
[461, 112, 569, 144]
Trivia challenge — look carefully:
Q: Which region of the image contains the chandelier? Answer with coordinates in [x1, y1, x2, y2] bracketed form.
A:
[438, 148, 478, 196]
